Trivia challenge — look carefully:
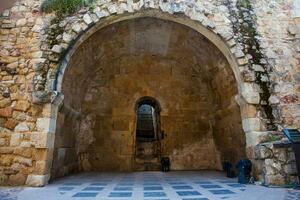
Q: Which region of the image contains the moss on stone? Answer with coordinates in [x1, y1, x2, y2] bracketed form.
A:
[225, 0, 276, 130]
[41, 0, 96, 15]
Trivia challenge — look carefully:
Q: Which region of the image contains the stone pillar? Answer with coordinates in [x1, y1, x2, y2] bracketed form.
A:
[26, 93, 64, 187]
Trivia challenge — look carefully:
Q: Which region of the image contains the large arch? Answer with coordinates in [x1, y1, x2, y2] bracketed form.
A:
[35, 9, 264, 185]
[55, 10, 244, 93]
[49, 13, 248, 178]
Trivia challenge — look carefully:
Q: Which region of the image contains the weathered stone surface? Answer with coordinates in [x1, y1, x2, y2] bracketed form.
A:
[36, 118, 55, 133]
[14, 147, 32, 158]
[241, 83, 260, 104]
[31, 132, 55, 149]
[15, 100, 30, 111]
[83, 14, 93, 25]
[14, 157, 32, 167]
[10, 133, 21, 146]
[14, 122, 29, 132]
[265, 174, 286, 185]
[8, 173, 27, 185]
[51, 45, 63, 54]
[26, 174, 49, 187]
[4, 118, 18, 130]
[242, 118, 261, 133]
[0, 107, 12, 118]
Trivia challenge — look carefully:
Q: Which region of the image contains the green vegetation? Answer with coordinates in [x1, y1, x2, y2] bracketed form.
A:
[41, 0, 96, 15]
[266, 135, 281, 143]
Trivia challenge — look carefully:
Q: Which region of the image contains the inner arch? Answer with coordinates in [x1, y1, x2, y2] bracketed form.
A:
[51, 17, 246, 178]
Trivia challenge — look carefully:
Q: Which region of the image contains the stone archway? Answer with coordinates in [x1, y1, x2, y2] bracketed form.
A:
[47, 13, 249, 180]
[28, 8, 270, 186]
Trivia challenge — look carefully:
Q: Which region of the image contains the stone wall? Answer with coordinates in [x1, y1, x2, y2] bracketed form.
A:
[255, 140, 298, 185]
[0, 0, 299, 186]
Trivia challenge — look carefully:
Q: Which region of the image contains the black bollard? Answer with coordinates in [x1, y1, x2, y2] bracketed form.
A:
[222, 161, 236, 178]
[236, 159, 252, 184]
[161, 157, 170, 172]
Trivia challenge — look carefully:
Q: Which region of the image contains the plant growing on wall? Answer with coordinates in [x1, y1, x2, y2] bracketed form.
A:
[41, 0, 96, 15]
[224, 0, 276, 130]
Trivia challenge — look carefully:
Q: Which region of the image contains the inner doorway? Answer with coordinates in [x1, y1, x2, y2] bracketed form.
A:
[135, 97, 162, 171]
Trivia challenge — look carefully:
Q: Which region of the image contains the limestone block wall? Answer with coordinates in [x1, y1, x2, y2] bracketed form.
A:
[0, 0, 298, 186]
[255, 141, 298, 185]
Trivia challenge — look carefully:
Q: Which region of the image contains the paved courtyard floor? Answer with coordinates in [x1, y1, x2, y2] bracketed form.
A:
[0, 171, 299, 200]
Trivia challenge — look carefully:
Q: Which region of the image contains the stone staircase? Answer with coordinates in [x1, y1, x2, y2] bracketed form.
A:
[134, 141, 161, 171]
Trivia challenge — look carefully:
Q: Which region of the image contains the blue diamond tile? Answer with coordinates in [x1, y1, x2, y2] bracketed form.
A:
[176, 191, 202, 196]
[82, 187, 104, 191]
[58, 187, 74, 191]
[114, 187, 133, 191]
[172, 186, 193, 190]
[169, 182, 186, 185]
[90, 182, 107, 186]
[72, 192, 98, 197]
[228, 184, 246, 188]
[108, 192, 132, 197]
[144, 199, 169, 200]
[200, 184, 222, 189]
[144, 192, 167, 197]
[118, 183, 134, 186]
[144, 186, 163, 190]
[195, 181, 212, 184]
[144, 182, 161, 185]
[209, 190, 235, 195]
[64, 182, 82, 186]
[219, 180, 237, 183]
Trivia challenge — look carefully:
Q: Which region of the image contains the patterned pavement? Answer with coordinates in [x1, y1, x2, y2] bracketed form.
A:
[0, 171, 298, 200]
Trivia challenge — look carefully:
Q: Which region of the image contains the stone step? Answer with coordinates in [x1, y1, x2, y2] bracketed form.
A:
[135, 156, 159, 164]
[134, 161, 161, 171]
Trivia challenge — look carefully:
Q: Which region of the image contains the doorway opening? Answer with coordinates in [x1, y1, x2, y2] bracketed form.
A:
[135, 97, 162, 170]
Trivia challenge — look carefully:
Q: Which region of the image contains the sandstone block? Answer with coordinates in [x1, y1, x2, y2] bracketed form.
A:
[8, 173, 27, 185]
[72, 23, 82, 33]
[51, 45, 63, 53]
[241, 83, 260, 104]
[0, 98, 11, 108]
[16, 19, 27, 27]
[264, 174, 286, 185]
[4, 118, 18, 130]
[14, 147, 32, 158]
[0, 107, 12, 117]
[0, 155, 12, 166]
[14, 157, 32, 167]
[242, 118, 261, 133]
[284, 163, 297, 175]
[0, 147, 14, 154]
[63, 33, 72, 43]
[14, 122, 29, 132]
[0, 138, 6, 146]
[15, 100, 30, 111]
[10, 133, 21, 146]
[26, 174, 49, 187]
[245, 131, 269, 147]
[36, 118, 56, 133]
[83, 14, 93, 25]
[255, 145, 272, 159]
[31, 132, 55, 149]
[0, 174, 8, 185]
